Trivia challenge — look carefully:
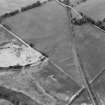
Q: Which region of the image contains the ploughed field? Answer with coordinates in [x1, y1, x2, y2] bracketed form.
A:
[1, 0, 105, 105]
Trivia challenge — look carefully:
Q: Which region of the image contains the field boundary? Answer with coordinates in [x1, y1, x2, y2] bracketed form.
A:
[0, 0, 52, 21]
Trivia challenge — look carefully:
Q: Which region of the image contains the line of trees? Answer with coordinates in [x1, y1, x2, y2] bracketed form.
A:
[0, 0, 50, 21]
[95, 20, 105, 30]
[77, 0, 87, 5]
[21, 1, 41, 12]
[71, 12, 105, 31]
[71, 13, 88, 25]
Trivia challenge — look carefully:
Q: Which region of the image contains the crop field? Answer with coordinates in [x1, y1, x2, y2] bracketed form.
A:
[0, 0, 105, 105]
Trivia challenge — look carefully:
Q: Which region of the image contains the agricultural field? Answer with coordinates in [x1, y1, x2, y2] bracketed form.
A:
[0, 0, 36, 15]
[74, 23, 105, 93]
[2, 0, 76, 79]
[74, 0, 105, 21]
[0, 0, 105, 105]
[0, 1, 86, 105]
